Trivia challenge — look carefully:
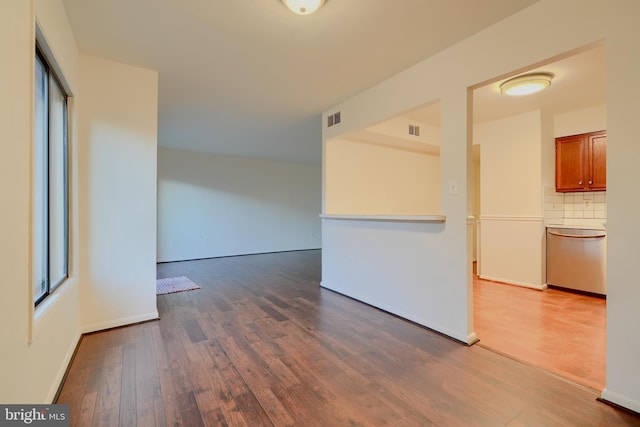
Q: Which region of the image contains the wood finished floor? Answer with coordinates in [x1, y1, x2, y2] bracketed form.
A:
[56, 250, 640, 426]
[473, 276, 607, 391]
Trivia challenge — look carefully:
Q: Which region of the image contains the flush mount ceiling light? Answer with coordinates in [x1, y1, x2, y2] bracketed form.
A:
[499, 72, 554, 96]
[281, 0, 325, 15]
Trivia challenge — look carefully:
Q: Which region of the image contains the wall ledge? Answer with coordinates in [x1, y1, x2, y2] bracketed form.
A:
[320, 214, 445, 223]
[479, 215, 544, 222]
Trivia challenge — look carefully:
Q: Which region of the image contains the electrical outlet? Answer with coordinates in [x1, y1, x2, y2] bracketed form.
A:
[584, 200, 591, 209]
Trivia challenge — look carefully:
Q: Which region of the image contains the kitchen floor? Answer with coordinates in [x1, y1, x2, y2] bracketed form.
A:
[473, 276, 606, 391]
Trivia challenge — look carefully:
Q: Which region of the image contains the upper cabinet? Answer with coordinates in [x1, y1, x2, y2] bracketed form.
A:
[588, 131, 606, 191]
[555, 130, 606, 192]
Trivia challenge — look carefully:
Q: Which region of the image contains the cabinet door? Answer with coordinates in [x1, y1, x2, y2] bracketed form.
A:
[589, 132, 606, 190]
[556, 135, 586, 192]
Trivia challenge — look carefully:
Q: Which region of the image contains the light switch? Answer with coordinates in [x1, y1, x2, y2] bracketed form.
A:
[448, 180, 459, 195]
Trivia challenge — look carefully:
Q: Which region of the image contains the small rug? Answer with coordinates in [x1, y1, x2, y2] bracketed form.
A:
[156, 276, 201, 295]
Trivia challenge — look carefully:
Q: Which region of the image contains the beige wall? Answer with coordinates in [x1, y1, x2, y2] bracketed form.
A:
[477, 110, 543, 217]
[555, 104, 606, 137]
[476, 105, 607, 286]
[472, 145, 480, 261]
[0, 0, 81, 403]
[476, 110, 545, 288]
[603, 0, 640, 410]
[0, 0, 159, 402]
[157, 147, 321, 262]
[366, 118, 440, 148]
[78, 54, 159, 332]
[325, 138, 440, 215]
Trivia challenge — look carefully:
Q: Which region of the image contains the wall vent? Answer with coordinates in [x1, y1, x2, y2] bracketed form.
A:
[408, 124, 420, 136]
[327, 111, 341, 128]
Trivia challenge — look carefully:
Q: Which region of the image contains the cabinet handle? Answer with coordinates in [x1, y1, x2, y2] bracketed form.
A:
[589, 180, 593, 184]
[579, 181, 583, 185]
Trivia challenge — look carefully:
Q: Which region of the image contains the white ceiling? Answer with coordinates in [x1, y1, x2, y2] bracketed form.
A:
[62, 0, 541, 163]
[472, 44, 606, 124]
[353, 43, 606, 150]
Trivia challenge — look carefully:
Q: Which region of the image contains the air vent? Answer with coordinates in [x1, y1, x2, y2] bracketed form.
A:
[327, 111, 341, 128]
[409, 124, 420, 136]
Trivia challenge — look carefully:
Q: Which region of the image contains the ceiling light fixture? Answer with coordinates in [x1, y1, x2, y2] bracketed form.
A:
[499, 72, 554, 96]
[281, 0, 325, 15]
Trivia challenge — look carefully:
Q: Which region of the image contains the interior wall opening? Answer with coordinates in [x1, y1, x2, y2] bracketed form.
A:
[324, 101, 441, 216]
[470, 43, 607, 391]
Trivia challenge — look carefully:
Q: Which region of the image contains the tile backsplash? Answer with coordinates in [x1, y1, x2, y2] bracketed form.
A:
[563, 191, 606, 219]
[543, 187, 564, 222]
[543, 187, 606, 224]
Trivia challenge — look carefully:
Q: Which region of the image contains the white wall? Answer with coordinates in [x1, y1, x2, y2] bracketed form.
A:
[78, 54, 159, 332]
[322, 218, 467, 340]
[325, 138, 440, 215]
[322, 0, 640, 412]
[157, 147, 321, 262]
[602, 0, 640, 412]
[476, 110, 546, 288]
[0, 0, 81, 403]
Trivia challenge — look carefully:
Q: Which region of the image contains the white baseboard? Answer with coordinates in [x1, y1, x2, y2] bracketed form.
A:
[81, 311, 159, 334]
[467, 332, 479, 346]
[600, 388, 640, 414]
[46, 330, 81, 403]
[479, 275, 547, 290]
[320, 281, 475, 345]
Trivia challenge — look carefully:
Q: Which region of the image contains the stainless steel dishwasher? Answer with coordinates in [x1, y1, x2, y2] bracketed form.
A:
[546, 227, 606, 295]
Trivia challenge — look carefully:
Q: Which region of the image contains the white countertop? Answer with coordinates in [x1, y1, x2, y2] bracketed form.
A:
[545, 223, 606, 231]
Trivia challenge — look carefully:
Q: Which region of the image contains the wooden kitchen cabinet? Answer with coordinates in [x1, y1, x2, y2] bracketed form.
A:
[555, 130, 606, 192]
[588, 132, 606, 190]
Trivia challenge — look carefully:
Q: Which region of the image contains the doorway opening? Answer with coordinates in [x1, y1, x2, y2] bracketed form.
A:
[470, 43, 607, 391]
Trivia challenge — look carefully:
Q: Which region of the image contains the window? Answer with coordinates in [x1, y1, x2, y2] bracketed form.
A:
[34, 46, 69, 306]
